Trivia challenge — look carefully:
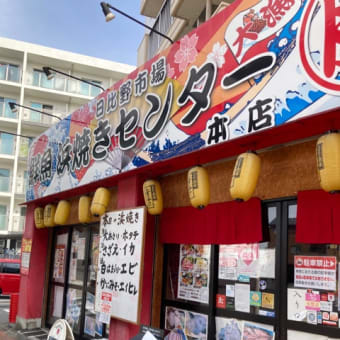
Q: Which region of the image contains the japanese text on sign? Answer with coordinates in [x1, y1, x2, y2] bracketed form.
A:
[95, 207, 146, 324]
[294, 256, 336, 291]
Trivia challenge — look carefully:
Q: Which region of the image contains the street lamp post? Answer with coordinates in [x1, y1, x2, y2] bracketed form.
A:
[100, 2, 174, 45]
[42, 66, 105, 92]
[9, 102, 62, 121]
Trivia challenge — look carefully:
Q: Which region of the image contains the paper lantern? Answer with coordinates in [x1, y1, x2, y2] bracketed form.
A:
[230, 151, 261, 201]
[34, 207, 45, 229]
[54, 200, 71, 225]
[44, 204, 56, 227]
[188, 166, 210, 209]
[143, 179, 163, 215]
[90, 187, 111, 217]
[79, 196, 92, 223]
[316, 132, 340, 192]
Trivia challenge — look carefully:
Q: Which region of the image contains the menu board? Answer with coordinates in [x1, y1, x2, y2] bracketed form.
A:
[177, 245, 210, 303]
[95, 207, 146, 324]
[21, 238, 32, 275]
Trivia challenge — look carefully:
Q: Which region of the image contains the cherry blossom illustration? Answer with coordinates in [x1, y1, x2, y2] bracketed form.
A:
[207, 42, 227, 68]
[167, 63, 175, 79]
[174, 33, 199, 72]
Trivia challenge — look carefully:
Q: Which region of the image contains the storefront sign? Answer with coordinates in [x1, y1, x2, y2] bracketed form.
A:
[95, 207, 146, 324]
[294, 255, 336, 291]
[26, 0, 340, 202]
[20, 238, 32, 275]
[177, 244, 210, 303]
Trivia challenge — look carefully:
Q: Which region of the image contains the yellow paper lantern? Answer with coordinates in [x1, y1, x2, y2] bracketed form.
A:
[54, 200, 71, 225]
[90, 187, 111, 217]
[143, 179, 163, 215]
[230, 151, 261, 201]
[79, 196, 92, 223]
[44, 204, 56, 227]
[316, 132, 340, 192]
[34, 207, 45, 229]
[188, 166, 210, 209]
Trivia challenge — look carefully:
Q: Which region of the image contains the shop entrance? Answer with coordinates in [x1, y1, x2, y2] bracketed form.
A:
[45, 224, 109, 339]
[161, 198, 340, 340]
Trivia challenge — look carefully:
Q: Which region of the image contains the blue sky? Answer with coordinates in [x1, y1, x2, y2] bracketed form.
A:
[0, 0, 146, 66]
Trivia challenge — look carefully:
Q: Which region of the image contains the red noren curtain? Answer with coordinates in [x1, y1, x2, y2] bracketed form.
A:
[159, 197, 262, 244]
[296, 190, 340, 244]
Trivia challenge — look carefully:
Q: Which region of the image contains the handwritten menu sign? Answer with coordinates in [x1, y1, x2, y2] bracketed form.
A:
[95, 207, 146, 324]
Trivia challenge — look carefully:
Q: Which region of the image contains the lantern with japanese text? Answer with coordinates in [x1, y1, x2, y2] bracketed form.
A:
[143, 179, 163, 215]
[188, 166, 210, 209]
[79, 196, 92, 223]
[54, 200, 71, 225]
[230, 151, 261, 201]
[44, 204, 56, 227]
[316, 132, 340, 193]
[34, 207, 45, 229]
[90, 187, 111, 217]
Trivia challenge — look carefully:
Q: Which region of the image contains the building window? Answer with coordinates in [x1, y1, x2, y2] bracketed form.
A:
[30, 102, 54, 124]
[19, 137, 34, 158]
[0, 132, 15, 155]
[19, 207, 26, 232]
[0, 169, 10, 192]
[0, 97, 17, 119]
[0, 205, 7, 231]
[0, 63, 20, 82]
[33, 69, 66, 91]
[80, 79, 102, 97]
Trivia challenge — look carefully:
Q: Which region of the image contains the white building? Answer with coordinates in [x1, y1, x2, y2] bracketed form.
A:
[0, 37, 134, 254]
[138, 0, 233, 65]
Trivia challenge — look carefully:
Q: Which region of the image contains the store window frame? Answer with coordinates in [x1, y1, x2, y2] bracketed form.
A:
[160, 197, 340, 340]
[45, 223, 108, 340]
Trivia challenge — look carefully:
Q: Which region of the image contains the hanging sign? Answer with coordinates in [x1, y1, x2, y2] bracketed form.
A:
[21, 238, 32, 275]
[294, 255, 336, 291]
[26, 0, 340, 202]
[95, 207, 146, 324]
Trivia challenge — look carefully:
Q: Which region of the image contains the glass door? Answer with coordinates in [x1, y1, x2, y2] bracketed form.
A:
[46, 224, 109, 339]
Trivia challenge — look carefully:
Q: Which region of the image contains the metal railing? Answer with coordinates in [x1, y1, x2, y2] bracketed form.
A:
[31, 71, 102, 97]
[21, 108, 64, 126]
[148, 0, 173, 59]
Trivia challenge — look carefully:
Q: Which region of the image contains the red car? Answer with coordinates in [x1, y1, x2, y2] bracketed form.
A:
[0, 259, 20, 295]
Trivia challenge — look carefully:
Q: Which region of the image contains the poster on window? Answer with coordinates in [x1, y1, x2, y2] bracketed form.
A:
[20, 238, 32, 275]
[95, 207, 146, 325]
[219, 244, 259, 280]
[177, 244, 210, 304]
[165, 306, 208, 340]
[216, 318, 274, 340]
[294, 256, 336, 291]
[53, 233, 68, 283]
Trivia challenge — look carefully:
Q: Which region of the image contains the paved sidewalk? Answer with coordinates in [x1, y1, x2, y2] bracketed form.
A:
[0, 323, 49, 340]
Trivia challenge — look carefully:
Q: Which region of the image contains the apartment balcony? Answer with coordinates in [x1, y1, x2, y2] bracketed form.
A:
[140, 0, 164, 18]
[25, 72, 102, 106]
[21, 108, 64, 134]
[12, 215, 25, 232]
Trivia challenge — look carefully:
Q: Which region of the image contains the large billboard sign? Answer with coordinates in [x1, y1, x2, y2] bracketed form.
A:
[27, 0, 340, 201]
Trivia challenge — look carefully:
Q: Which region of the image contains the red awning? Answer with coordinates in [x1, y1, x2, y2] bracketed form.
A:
[297, 190, 340, 244]
[160, 198, 262, 244]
